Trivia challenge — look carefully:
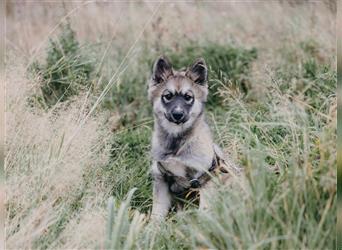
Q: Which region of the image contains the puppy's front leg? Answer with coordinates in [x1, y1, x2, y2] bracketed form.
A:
[151, 175, 171, 221]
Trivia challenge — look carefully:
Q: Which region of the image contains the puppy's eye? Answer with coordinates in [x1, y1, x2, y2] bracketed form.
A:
[184, 94, 193, 102]
[162, 92, 173, 102]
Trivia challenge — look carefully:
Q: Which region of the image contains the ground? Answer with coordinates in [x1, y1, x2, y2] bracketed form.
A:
[5, 1, 336, 249]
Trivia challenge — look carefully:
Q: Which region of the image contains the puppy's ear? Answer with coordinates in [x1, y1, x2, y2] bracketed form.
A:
[186, 58, 208, 85]
[151, 56, 173, 84]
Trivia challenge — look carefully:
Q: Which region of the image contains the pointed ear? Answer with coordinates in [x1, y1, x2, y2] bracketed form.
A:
[151, 56, 173, 84]
[186, 58, 208, 85]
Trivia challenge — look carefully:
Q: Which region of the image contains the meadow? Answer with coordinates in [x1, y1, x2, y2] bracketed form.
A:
[5, 1, 336, 249]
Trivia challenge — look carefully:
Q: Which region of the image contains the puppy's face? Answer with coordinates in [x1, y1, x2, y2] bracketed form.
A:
[148, 57, 208, 135]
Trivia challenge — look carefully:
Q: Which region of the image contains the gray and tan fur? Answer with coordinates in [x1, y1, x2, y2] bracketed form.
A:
[148, 56, 237, 220]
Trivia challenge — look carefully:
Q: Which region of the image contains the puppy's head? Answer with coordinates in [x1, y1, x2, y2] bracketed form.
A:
[148, 56, 208, 135]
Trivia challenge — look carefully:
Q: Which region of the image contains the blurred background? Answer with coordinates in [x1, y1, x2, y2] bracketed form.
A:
[5, 1, 336, 249]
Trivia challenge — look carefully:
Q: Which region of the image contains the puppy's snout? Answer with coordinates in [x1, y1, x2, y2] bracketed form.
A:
[171, 109, 184, 122]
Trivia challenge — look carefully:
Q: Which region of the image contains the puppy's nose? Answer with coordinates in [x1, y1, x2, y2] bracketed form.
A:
[171, 110, 184, 122]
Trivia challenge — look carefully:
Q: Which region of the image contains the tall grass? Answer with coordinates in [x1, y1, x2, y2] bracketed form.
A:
[5, 1, 336, 249]
[29, 23, 94, 109]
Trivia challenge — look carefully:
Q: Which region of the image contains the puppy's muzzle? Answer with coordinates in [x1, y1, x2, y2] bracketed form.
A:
[171, 109, 185, 124]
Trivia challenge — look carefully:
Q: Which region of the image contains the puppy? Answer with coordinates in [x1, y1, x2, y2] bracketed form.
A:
[148, 56, 239, 220]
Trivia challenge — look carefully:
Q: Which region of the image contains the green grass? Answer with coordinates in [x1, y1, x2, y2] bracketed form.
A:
[8, 10, 336, 249]
[29, 24, 94, 108]
[101, 128, 153, 213]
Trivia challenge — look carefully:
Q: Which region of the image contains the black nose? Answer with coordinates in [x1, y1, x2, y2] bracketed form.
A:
[171, 110, 184, 122]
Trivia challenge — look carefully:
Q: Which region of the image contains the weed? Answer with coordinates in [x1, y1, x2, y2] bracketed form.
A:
[105, 189, 146, 250]
[100, 128, 153, 213]
[29, 23, 94, 108]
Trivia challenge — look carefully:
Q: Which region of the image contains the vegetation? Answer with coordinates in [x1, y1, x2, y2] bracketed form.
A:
[30, 24, 94, 108]
[5, 2, 336, 249]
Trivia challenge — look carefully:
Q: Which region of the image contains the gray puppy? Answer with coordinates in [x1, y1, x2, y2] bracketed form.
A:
[148, 56, 237, 220]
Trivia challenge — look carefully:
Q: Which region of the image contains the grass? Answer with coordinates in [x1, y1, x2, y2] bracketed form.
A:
[5, 1, 336, 249]
[29, 23, 94, 109]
